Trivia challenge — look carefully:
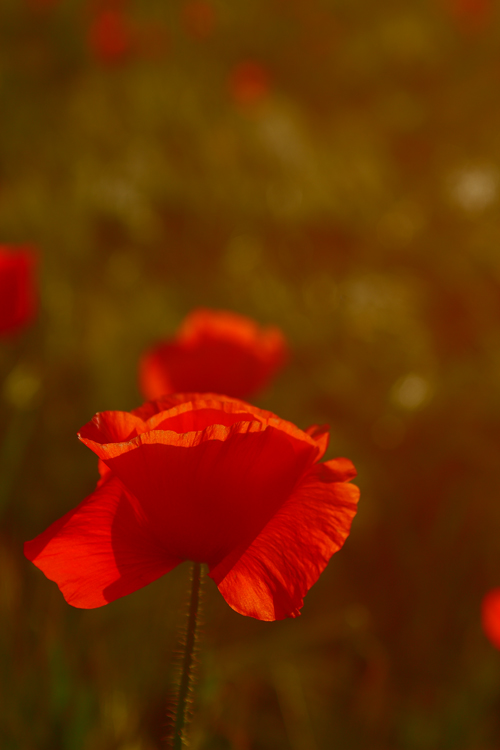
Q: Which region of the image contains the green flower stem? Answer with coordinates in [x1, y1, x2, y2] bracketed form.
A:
[171, 561, 203, 750]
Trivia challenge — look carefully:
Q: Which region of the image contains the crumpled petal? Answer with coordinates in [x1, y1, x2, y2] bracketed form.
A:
[211, 458, 360, 620]
[80, 395, 322, 459]
[25, 392, 360, 620]
[139, 308, 288, 400]
[24, 476, 180, 608]
[304, 424, 330, 460]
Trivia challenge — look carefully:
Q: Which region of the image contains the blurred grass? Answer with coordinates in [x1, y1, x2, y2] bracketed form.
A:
[2, 0, 500, 747]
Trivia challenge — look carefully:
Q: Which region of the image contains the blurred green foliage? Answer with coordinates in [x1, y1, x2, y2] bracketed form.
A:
[2, 0, 500, 747]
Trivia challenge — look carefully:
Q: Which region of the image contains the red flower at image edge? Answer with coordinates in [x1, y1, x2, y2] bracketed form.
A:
[482, 588, 500, 649]
[0, 246, 37, 337]
[139, 309, 288, 402]
[24, 394, 359, 620]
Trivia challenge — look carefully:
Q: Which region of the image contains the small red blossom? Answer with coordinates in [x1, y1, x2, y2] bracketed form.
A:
[442, 0, 492, 33]
[88, 9, 132, 64]
[0, 246, 37, 337]
[24, 394, 359, 620]
[482, 588, 500, 649]
[229, 61, 270, 107]
[139, 308, 288, 401]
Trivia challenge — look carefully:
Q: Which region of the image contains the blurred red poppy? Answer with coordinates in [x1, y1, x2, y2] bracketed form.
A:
[442, 0, 492, 33]
[0, 247, 37, 337]
[139, 308, 288, 401]
[88, 8, 132, 64]
[24, 394, 359, 620]
[482, 588, 500, 649]
[25, 0, 60, 11]
[229, 61, 270, 106]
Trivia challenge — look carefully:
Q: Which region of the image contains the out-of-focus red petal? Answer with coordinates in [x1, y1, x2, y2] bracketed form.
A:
[80, 411, 146, 445]
[97, 458, 113, 487]
[318, 457, 358, 482]
[176, 308, 281, 348]
[482, 588, 500, 649]
[211, 461, 359, 620]
[88, 9, 132, 64]
[24, 476, 180, 608]
[0, 247, 37, 336]
[79, 416, 319, 568]
[139, 308, 288, 400]
[229, 61, 271, 107]
[130, 392, 200, 421]
[132, 392, 276, 425]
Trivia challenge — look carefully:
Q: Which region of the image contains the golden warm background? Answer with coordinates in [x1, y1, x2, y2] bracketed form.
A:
[2, 1, 500, 748]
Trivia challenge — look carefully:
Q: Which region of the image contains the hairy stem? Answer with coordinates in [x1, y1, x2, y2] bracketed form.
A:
[171, 562, 202, 750]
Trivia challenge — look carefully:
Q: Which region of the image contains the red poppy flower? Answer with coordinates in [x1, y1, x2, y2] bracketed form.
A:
[482, 588, 500, 649]
[228, 61, 271, 107]
[139, 309, 288, 401]
[88, 9, 132, 64]
[0, 246, 37, 337]
[24, 394, 359, 620]
[441, 0, 491, 33]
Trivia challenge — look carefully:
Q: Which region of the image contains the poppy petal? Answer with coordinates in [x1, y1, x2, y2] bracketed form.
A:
[79, 417, 319, 568]
[139, 308, 288, 400]
[24, 476, 180, 608]
[144, 394, 279, 434]
[131, 392, 207, 421]
[318, 457, 358, 482]
[0, 247, 37, 336]
[131, 392, 271, 424]
[211, 462, 360, 621]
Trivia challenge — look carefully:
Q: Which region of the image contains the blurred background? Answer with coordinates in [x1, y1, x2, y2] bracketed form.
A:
[2, 0, 500, 747]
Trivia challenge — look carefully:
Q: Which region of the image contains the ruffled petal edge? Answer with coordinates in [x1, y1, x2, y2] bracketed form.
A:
[210, 459, 359, 620]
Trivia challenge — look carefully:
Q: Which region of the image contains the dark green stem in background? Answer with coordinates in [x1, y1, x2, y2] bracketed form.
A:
[171, 562, 202, 750]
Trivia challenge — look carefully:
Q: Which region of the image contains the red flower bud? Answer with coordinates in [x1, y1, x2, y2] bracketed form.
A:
[88, 9, 132, 64]
[229, 61, 270, 107]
